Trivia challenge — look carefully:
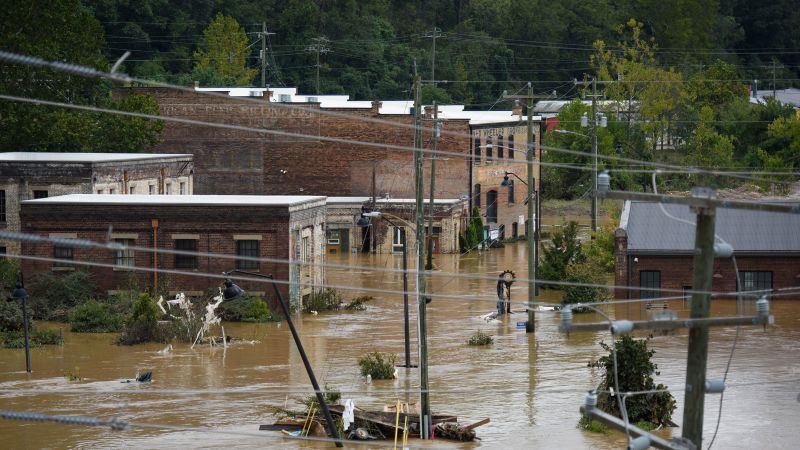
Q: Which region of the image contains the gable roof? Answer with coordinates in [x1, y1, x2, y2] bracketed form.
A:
[621, 200, 800, 254]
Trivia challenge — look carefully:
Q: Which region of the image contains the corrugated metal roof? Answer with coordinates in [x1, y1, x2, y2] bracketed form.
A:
[624, 201, 800, 253]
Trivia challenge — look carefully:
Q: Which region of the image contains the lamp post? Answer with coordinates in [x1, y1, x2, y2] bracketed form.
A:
[221, 271, 343, 448]
[359, 211, 413, 369]
[12, 275, 31, 373]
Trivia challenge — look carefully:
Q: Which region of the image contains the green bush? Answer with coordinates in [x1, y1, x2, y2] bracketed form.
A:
[539, 221, 582, 287]
[561, 260, 612, 311]
[344, 295, 373, 311]
[0, 300, 23, 332]
[2, 327, 63, 348]
[219, 296, 279, 322]
[0, 259, 20, 293]
[357, 352, 396, 379]
[69, 300, 124, 333]
[577, 415, 610, 434]
[303, 289, 344, 313]
[589, 335, 676, 427]
[117, 293, 159, 345]
[28, 270, 96, 321]
[467, 330, 493, 346]
[131, 293, 159, 323]
[462, 208, 484, 252]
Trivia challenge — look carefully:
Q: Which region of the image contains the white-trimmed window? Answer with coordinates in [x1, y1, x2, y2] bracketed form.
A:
[114, 239, 135, 267]
[392, 227, 405, 252]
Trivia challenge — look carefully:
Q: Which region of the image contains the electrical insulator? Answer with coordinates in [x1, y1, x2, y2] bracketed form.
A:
[713, 242, 734, 258]
[705, 379, 725, 394]
[561, 308, 573, 332]
[756, 296, 769, 317]
[610, 320, 634, 335]
[599, 114, 608, 128]
[584, 390, 597, 414]
[597, 171, 611, 197]
[580, 112, 589, 128]
[627, 435, 651, 450]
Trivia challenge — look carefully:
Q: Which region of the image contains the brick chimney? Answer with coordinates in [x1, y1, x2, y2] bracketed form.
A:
[371, 100, 382, 114]
[263, 89, 273, 102]
[424, 105, 435, 119]
[188, 80, 199, 89]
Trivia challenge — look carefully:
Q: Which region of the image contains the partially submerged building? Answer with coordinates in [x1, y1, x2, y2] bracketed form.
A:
[614, 200, 800, 303]
[19, 195, 325, 309]
[0, 152, 193, 255]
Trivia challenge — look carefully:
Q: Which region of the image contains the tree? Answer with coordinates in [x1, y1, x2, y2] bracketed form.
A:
[539, 221, 582, 286]
[0, 0, 163, 153]
[687, 106, 735, 183]
[589, 335, 676, 427]
[193, 13, 257, 86]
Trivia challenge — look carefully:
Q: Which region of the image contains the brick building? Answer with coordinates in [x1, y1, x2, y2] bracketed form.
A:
[614, 200, 800, 303]
[19, 195, 326, 309]
[325, 197, 467, 255]
[0, 152, 193, 255]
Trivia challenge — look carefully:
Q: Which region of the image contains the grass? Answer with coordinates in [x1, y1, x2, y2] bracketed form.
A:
[578, 415, 610, 434]
[303, 289, 344, 313]
[1, 327, 63, 348]
[357, 352, 397, 379]
[467, 330, 493, 346]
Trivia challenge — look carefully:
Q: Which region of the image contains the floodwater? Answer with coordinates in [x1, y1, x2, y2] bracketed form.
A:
[1, 243, 799, 449]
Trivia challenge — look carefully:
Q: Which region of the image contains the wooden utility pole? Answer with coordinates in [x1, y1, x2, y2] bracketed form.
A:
[258, 23, 275, 88]
[305, 37, 330, 95]
[424, 27, 443, 82]
[413, 62, 432, 439]
[426, 102, 439, 270]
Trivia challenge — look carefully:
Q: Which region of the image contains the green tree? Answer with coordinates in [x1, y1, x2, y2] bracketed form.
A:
[539, 221, 582, 286]
[590, 335, 676, 427]
[193, 13, 257, 86]
[687, 107, 735, 183]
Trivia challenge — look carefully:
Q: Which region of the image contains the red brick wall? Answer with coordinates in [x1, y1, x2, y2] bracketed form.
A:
[118, 88, 472, 199]
[617, 253, 800, 300]
[20, 204, 292, 308]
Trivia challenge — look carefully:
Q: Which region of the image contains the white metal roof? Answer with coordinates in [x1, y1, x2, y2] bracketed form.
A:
[0, 152, 192, 163]
[23, 194, 325, 207]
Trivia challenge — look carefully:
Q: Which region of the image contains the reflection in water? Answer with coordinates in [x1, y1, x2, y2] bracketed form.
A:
[1, 242, 798, 449]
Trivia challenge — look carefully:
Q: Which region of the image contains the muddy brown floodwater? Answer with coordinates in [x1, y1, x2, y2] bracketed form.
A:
[1, 242, 799, 449]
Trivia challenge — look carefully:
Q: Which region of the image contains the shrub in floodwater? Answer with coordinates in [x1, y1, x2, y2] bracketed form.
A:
[467, 330, 493, 346]
[0, 300, 23, 332]
[117, 293, 159, 345]
[70, 300, 124, 333]
[64, 366, 82, 381]
[577, 416, 610, 434]
[588, 335, 676, 427]
[303, 289, 344, 313]
[27, 270, 96, 321]
[344, 295, 373, 311]
[219, 296, 279, 322]
[301, 387, 341, 411]
[2, 327, 63, 348]
[357, 352, 396, 380]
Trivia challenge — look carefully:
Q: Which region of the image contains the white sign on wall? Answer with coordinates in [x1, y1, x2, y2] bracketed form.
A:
[519, 215, 525, 225]
[489, 229, 500, 240]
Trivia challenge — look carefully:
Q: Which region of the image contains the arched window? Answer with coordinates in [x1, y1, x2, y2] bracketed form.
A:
[507, 180, 515, 204]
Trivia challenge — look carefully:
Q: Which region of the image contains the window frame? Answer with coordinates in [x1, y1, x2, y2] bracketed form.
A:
[738, 271, 773, 297]
[473, 138, 481, 164]
[114, 238, 135, 268]
[392, 226, 406, 252]
[174, 239, 199, 269]
[639, 270, 661, 299]
[33, 190, 48, 199]
[53, 244, 74, 268]
[0, 189, 5, 222]
[236, 239, 260, 270]
[507, 135, 514, 159]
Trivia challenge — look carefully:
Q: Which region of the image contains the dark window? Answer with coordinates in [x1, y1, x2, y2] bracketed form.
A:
[640, 271, 661, 299]
[486, 137, 493, 162]
[738, 271, 773, 296]
[474, 184, 481, 207]
[473, 138, 481, 164]
[507, 180, 515, 204]
[33, 190, 48, 199]
[683, 286, 692, 307]
[499, 224, 505, 240]
[512, 222, 518, 238]
[54, 245, 74, 268]
[486, 190, 498, 223]
[508, 135, 515, 159]
[497, 136, 504, 159]
[0, 246, 6, 258]
[114, 239, 135, 267]
[175, 239, 198, 269]
[0, 190, 5, 222]
[236, 240, 259, 270]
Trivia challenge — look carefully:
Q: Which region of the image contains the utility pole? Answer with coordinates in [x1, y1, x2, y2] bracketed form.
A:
[258, 23, 275, 88]
[305, 37, 330, 95]
[371, 161, 377, 253]
[504, 85, 550, 334]
[424, 27, 443, 83]
[426, 102, 439, 270]
[681, 188, 717, 447]
[413, 61, 432, 439]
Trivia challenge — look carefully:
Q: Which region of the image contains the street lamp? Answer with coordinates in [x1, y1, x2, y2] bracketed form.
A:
[360, 211, 413, 369]
[221, 271, 343, 447]
[581, 110, 608, 232]
[12, 276, 31, 373]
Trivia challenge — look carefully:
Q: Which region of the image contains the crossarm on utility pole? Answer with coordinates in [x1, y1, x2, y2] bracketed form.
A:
[563, 314, 772, 333]
[580, 407, 692, 450]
